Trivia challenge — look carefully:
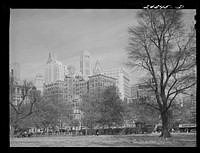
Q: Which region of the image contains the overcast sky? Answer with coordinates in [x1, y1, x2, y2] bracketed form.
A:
[10, 9, 196, 84]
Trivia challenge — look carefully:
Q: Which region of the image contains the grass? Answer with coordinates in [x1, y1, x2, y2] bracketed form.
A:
[10, 132, 196, 147]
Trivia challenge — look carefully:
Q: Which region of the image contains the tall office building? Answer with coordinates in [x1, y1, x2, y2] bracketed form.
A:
[45, 53, 67, 84]
[80, 50, 91, 78]
[10, 62, 20, 84]
[34, 73, 44, 95]
[93, 60, 102, 75]
[102, 68, 131, 101]
[64, 75, 88, 130]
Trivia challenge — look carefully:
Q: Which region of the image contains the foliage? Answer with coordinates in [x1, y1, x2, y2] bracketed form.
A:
[98, 85, 125, 128]
[81, 85, 124, 129]
[125, 97, 160, 126]
[81, 87, 104, 129]
[126, 9, 196, 137]
[10, 77, 73, 131]
[169, 96, 196, 126]
[31, 97, 73, 129]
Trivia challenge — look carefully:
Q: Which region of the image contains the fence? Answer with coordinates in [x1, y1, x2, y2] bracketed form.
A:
[13, 126, 156, 138]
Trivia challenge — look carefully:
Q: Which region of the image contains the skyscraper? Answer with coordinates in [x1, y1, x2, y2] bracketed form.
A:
[10, 62, 20, 84]
[45, 53, 67, 84]
[34, 73, 44, 95]
[102, 68, 131, 101]
[80, 50, 91, 78]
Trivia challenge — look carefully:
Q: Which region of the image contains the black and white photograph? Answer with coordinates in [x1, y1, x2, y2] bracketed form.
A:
[9, 8, 196, 147]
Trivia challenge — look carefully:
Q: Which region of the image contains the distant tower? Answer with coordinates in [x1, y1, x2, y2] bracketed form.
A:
[34, 73, 44, 95]
[67, 65, 76, 77]
[45, 53, 53, 84]
[80, 50, 91, 77]
[93, 60, 102, 75]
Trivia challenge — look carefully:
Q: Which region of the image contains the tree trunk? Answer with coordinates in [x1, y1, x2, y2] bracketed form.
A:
[103, 125, 105, 135]
[160, 111, 171, 138]
[10, 125, 14, 137]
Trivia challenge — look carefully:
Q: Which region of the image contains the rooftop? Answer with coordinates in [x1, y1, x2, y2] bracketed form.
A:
[88, 74, 117, 80]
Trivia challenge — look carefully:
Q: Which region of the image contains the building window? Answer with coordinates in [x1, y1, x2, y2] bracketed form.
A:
[17, 88, 20, 94]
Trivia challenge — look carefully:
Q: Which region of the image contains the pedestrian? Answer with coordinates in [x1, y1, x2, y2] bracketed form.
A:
[96, 129, 99, 136]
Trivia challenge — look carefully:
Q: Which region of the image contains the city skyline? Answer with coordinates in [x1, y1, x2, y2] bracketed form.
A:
[10, 9, 196, 84]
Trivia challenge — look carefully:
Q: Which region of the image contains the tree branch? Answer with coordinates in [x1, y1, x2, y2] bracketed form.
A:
[9, 102, 18, 114]
[168, 83, 195, 97]
[166, 75, 178, 100]
[166, 92, 178, 112]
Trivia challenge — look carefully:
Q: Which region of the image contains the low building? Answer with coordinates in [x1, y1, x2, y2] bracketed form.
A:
[130, 80, 156, 104]
[88, 74, 116, 95]
[11, 84, 31, 105]
[43, 80, 65, 103]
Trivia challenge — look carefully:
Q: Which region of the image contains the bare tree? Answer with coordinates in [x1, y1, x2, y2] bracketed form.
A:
[9, 78, 40, 133]
[126, 10, 196, 137]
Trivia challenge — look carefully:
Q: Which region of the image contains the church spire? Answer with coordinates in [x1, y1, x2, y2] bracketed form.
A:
[93, 60, 102, 75]
[46, 53, 52, 64]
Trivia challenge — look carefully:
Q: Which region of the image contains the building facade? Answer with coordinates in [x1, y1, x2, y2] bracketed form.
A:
[80, 50, 91, 78]
[130, 84, 154, 99]
[102, 68, 131, 101]
[130, 79, 156, 105]
[11, 85, 30, 105]
[64, 75, 88, 107]
[88, 74, 116, 95]
[63, 75, 88, 130]
[43, 80, 65, 103]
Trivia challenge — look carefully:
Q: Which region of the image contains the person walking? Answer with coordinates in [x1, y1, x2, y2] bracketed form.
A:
[96, 129, 99, 136]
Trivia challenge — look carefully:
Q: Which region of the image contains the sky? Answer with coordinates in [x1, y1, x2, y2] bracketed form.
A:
[10, 9, 196, 84]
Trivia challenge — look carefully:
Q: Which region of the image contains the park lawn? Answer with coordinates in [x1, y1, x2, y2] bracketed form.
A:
[10, 133, 196, 147]
[110, 133, 196, 147]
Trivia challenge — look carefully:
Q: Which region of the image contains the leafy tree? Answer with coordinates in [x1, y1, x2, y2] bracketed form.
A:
[32, 97, 73, 130]
[81, 87, 103, 129]
[170, 95, 196, 125]
[81, 85, 124, 133]
[125, 96, 160, 127]
[97, 85, 124, 130]
[126, 10, 196, 137]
